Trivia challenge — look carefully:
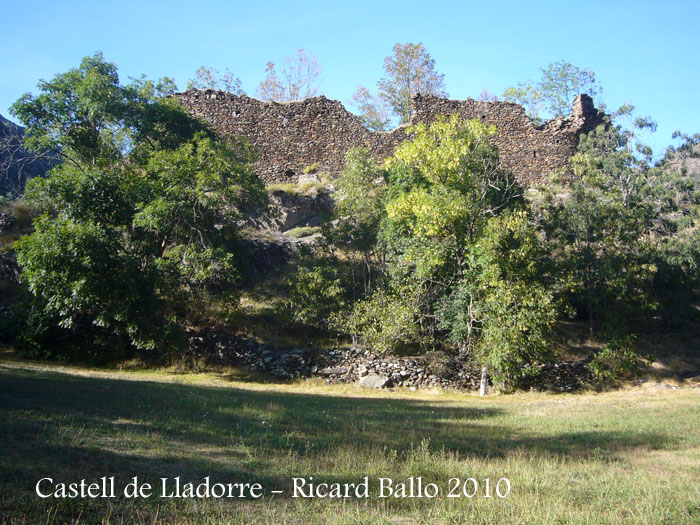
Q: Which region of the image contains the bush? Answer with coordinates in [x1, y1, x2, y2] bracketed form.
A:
[331, 289, 419, 354]
[12, 204, 39, 230]
[287, 265, 346, 327]
[589, 336, 651, 382]
[303, 163, 320, 174]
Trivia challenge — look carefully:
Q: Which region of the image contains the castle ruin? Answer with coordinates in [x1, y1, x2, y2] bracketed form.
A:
[175, 90, 605, 185]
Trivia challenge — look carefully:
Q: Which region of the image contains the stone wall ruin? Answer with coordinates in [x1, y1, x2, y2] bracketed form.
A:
[175, 90, 605, 185]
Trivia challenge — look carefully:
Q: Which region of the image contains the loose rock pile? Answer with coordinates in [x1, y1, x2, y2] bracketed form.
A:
[188, 330, 595, 392]
[519, 360, 596, 392]
[310, 347, 483, 390]
[187, 330, 480, 389]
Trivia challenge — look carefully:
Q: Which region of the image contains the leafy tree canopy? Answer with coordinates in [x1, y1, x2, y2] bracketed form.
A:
[531, 108, 700, 334]
[351, 43, 448, 130]
[503, 60, 602, 123]
[11, 53, 265, 355]
[326, 115, 557, 387]
[438, 210, 557, 386]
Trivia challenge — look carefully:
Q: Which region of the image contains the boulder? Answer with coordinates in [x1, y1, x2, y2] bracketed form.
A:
[359, 374, 389, 389]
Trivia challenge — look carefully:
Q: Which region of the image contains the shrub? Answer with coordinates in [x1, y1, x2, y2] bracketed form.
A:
[12, 204, 39, 230]
[331, 289, 419, 354]
[303, 163, 320, 174]
[589, 336, 651, 382]
[287, 265, 345, 327]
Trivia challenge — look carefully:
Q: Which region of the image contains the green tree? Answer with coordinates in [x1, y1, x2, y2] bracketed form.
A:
[187, 66, 244, 94]
[287, 264, 346, 328]
[438, 211, 557, 389]
[352, 43, 447, 128]
[531, 108, 700, 334]
[330, 115, 557, 385]
[380, 115, 518, 345]
[382, 115, 520, 259]
[350, 87, 390, 131]
[644, 131, 700, 324]
[11, 53, 265, 355]
[324, 148, 386, 299]
[334, 115, 524, 352]
[503, 60, 602, 122]
[309, 114, 562, 388]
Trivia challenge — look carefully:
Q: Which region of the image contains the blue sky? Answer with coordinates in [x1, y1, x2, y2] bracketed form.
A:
[1, 0, 698, 157]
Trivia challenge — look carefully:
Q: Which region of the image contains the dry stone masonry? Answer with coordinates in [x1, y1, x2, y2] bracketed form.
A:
[188, 329, 597, 392]
[411, 94, 605, 184]
[175, 90, 605, 185]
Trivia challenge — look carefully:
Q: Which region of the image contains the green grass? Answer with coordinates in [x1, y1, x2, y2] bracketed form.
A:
[265, 182, 298, 194]
[286, 226, 321, 238]
[1, 356, 699, 524]
[266, 174, 333, 197]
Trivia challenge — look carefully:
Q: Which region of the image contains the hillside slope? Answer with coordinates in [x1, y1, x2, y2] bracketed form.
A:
[0, 114, 55, 195]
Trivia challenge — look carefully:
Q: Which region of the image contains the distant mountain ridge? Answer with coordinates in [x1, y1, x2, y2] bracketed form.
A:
[0, 113, 56, 196]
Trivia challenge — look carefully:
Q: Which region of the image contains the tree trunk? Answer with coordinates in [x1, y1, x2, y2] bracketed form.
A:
[587, 285, 595, 336]
[480, 366, 488, 397]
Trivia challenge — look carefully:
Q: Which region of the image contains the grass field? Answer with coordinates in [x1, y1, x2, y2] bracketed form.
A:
[1, 355, 699, 524]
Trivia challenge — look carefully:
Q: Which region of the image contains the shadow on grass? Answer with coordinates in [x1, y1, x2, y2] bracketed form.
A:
[0, 365, 677, 503]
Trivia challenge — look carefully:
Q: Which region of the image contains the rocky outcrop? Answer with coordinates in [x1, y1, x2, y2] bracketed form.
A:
[239, 181, 332, 275]
[247, 186, 334, 232]
[0, 114, 56, 195]
[175, 90, 605, 185]
[239, 230, 320, 279]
